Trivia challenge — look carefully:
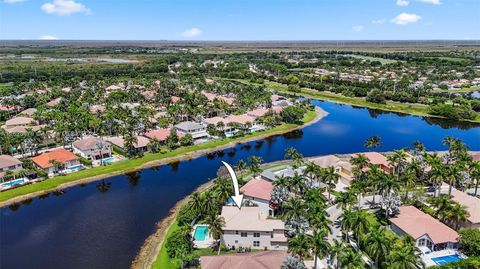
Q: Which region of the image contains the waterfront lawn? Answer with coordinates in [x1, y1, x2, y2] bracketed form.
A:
[152, 221, 181, 269]
[0, 110, 316, 203]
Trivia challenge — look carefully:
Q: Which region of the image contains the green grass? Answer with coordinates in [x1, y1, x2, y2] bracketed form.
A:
[151, 221, 181, 269]
[0, 110, 316, 203]
[433, 86, 480, 93]
[430, 56, 471, 63]
[232, 79, 480, 123]
[344, 54, 397, 64]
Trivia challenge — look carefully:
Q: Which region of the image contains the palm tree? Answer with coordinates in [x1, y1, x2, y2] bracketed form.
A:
[449, 203, 470, 229]
[470, 161, 480, 196]
[335, 187, 357, 210]
[304, 161, 320, 187]
[364, 227, 391, 268]
[426, 153, 445, 198]
[235, 159, 247, 177]
[247, 155, 263, 176]
[189, 192, 205, 216]
[340, 209, 355, 241]
[288, 172, 307, 196]
[364, 135, 381, 151]
[329, 240, 343, 269]
[282, 198, 306, 222]
[311, 228, 330, 269]
[285, 147, 304, 169]
[351, 210, 370, 250]
[390, 244, 425, 269]
[338, 247, 364, 269]
[204, 213, 225, 255]
[323, 166, 340, 202]
[287, 233, 313, 260]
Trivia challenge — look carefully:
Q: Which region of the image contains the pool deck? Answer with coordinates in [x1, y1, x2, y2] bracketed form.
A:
[422, 249, 466, 267]
[192, 224, 215, 248]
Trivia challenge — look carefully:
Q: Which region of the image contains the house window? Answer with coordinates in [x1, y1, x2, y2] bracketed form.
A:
[241, 232, 247, 237]
[253, 241, 260, 247]
[235, 231, 239, 235]
[253, 232, 260, 238]
[418, 239, 426, 246]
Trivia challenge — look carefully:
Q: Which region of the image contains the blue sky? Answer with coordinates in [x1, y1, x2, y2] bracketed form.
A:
[1, 0, 479, 40]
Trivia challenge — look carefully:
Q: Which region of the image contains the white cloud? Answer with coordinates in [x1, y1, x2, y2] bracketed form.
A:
[391, 13, 421, 25]
[352, 25, 364, 32]
[418, 0, 441, 4]
[181, 27, 202, 38]
[41, 0, 91, 16]
[39, 35, 58, 40]
[396, 0, 409, 6]
[372, 19, 386, 24]
[3, 0, 26, 3]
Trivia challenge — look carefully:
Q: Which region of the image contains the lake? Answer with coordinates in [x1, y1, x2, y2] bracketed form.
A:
[1, 100, 479, 269]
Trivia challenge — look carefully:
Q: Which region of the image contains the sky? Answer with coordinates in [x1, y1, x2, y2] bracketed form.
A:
[1, 0, 479, 40]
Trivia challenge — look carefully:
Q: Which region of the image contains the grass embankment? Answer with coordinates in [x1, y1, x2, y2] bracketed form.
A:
[234, 79, 480, 122]
[433, 86, 480, 93]
[152, 221, 181, 269]
[0, 110, 318, 204]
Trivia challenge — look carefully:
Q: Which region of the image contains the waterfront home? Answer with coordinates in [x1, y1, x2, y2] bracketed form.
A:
[220, 206, 288, 250]
[106, 136, 150, 154]
[31, 148, 81, 176]
[353, 152, 391, 173]
[1, 124, 44, 134]
[310, 155, 354, 186]
[200, 251, 288, 269]
[450, 189, 480, 229]
[240, 178, 274, 216]
[389, 206, 459, 253]
[143, 128, 184, 143]
[0, 155, 23, 182]
[72, 137, 112, 161]
[202, 91, 235, 105]
[174, 121, 208, 139]
[247, 106, 283, 118]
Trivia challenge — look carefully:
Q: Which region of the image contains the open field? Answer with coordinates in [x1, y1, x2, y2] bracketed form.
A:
[433, 86, 480, 93]
[344, 54, 398, 64]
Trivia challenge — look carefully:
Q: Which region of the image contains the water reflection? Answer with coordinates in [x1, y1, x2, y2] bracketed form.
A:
[96, 180, 112, 193]
[126, 171, 141, 187]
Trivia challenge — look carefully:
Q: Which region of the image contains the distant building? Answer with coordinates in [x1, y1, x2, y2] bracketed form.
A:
[31, 148, 80, 176]
[0, 155, 23, 181]
[73, 137, 112, 161]
[220, 206, 287, 251]
[389, 206, 459, 253]
[174, 121, 208, 139]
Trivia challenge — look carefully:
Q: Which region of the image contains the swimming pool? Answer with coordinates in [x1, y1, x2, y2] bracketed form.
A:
[101, 157, 114, 164]
[1, 179, 26, 188]
[431, 254, 463, 265]
[193, 225, 209, 241]
[67, 164, 83, 171]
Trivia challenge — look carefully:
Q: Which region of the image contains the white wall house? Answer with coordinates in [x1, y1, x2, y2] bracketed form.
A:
[220, 206, 287, 251]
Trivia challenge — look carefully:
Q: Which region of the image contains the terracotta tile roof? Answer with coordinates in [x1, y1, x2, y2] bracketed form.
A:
[227, 114, 255, 125]
[352, 152, 390, 167]
[240, 178, 273, 201]
[200, 251, 288, 269]
[389, 206, 459, 244]
[221, 206, 284, 231]
[472, 153, 480, 161]
[31, 148, 79, 169]
[143, 128, 184, 141]
[451, 189, 480, 224]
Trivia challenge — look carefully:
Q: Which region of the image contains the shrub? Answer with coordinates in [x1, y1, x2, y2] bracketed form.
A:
[428, 104, 476, 120]
[281, 106, 306, 124]
[366, 89, 386, 104]
[459, 228, 480, 256]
